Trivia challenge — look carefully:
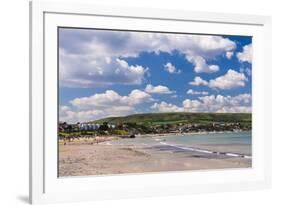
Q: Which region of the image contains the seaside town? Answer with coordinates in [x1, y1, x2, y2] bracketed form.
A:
[59, 120, 251, 142]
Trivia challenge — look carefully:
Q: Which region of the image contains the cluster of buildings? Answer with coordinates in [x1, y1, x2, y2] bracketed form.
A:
[58, 122, 117, 132]
[151, 122, 249, 134]
[79, 123, 100, 131]
[79, 123, 116, 131]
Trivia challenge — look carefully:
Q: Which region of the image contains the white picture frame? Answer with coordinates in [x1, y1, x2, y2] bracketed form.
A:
[30, 1, 272, 204]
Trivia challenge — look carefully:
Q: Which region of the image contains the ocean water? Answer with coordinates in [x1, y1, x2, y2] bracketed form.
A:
[109, 131, 252, 157]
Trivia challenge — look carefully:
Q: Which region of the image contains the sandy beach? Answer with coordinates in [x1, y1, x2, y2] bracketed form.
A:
[59, 137, 251, 177]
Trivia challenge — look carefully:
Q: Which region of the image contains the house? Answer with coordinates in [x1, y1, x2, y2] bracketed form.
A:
[108, 124, 116, 129]
[79, 123, 102, 131]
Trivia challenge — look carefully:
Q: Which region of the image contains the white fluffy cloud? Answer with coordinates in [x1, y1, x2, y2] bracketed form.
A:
[208, 69, 247, 89]
[62, 91, 251, 122]
[226, 51, 234, 59]
[60, 29, 237, 87]
[189, 69, 247, 90]
[164, 62, 181, 74]
[237, 44, 252, 63]
[59, 105, 134, 123]
[61, 89, 154, 123]
[60, 49, 149, 87]
[151, 102, 184, 112]
[151, 93, 251, 113]
[183, 94, 251, 113]
[186, 55, 219, 73]
[70, 89, 153, 108]
[187, 89, 209, 95]
[145, 84, 175, 94]
[189, 76, 208, 86]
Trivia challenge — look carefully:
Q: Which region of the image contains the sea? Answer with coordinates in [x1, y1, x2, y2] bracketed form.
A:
[108, 131, 252, 158]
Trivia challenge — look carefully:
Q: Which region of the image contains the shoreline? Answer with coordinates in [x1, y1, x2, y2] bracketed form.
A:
[61, 129, 250, 140]
[138, 130, 251, 138]
[59, 142, 251, 177]
[158, 141, 252, 159]
[59, 131, 251, 177]
[60, 130, 252, 156]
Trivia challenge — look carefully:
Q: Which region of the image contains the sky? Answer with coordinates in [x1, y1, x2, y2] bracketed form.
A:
[59, 28, 252, 123]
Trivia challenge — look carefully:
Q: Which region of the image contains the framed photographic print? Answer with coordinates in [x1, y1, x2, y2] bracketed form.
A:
[30, 1, 271, 204]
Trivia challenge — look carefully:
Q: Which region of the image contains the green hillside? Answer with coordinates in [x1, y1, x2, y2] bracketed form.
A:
[90, 112, 251, 126]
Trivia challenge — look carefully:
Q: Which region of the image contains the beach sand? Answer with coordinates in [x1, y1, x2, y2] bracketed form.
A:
[59, 141, 251, 177]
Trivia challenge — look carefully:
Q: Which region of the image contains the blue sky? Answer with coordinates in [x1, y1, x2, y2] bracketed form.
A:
[59, 28, 252, 123]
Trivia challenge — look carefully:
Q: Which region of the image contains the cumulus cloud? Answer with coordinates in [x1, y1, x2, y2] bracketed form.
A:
[208, 69, 247, 89]
[60, 49, 149, 87]
[125, 89, 154, 105]
[59, 105, 134, 124]
[186, 55, 219, 73]
[182, 99, 203, 112]
[59, 29, 237, 87]
[151, 93, 251, 113]
[59, 105, 104, 123]
[189, 70, 247, 90]
[183, 94, 251, 113]
[62, 91, 251, 122]
[187, 89, 208, 95]
[151, 102, 184, 112]
[237, 44, 252, 63]
[226, 51, 234, 59]
[164, 62, 181, 74]
[70, 89, 153, 109]
[145, 84, 175, 94]
[189, 76, 208, 86]
[61, 89, 155, 123]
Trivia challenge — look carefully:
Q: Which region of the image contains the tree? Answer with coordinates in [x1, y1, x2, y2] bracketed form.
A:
[99, 122, 109, 131]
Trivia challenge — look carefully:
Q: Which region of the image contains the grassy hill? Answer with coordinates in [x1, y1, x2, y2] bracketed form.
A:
[90, 112, 251, 126]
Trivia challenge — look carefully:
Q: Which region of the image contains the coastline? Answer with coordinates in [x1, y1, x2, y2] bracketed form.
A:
[59, 130, 251, 148]
[59, 131, 252, 177]
[138, 130, 250, 138]
[59, 143, 251, 177]
[58, 130, 250, 146]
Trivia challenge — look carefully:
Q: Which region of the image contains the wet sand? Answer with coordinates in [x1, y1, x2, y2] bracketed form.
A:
[59, 141, 251, 177]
